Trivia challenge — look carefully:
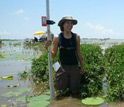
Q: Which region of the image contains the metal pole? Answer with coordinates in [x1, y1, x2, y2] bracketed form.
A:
[46, 0, 54, 100]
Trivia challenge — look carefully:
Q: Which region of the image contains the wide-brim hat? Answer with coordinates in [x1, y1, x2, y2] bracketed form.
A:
[58, 16, 77, 26]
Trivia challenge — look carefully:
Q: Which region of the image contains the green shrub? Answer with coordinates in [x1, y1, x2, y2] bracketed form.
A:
[31, 52, 49, 82]
[31, 51, 58, 82]
[79, 44, 105, 98]
[104, 44, 124, 101]
[31, 44, 105, 98]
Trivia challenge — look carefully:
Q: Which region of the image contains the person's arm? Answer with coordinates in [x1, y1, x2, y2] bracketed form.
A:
[45, 35, 59, 58]
[76, 34, 85, 75]
[51, 36, 59, 58]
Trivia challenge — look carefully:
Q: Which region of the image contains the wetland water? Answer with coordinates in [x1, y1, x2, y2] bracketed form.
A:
[0, 39, 124, 107]
[0, 40, 42, 107]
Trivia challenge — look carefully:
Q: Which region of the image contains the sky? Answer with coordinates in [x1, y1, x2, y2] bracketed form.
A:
[0, 0, 124, 39]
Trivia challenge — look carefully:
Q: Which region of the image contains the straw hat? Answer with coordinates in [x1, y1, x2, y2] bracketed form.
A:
[58, 16, 77, 26]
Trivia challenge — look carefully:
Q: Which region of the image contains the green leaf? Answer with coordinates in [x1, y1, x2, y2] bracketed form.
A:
[1, 75, 13, 80]
[1, 104, 7, 107]
[1, 91, 22, 97]
[82, 97, 104, 105]
[27, 94, 51, 107]
[16, 96, 26, 102]
[28, 100, 50, 107]
[30, 94, 50, 101]
[8, 84, 20, 88]
[18, 88, 31, 93]
[43, 90, 50, 95]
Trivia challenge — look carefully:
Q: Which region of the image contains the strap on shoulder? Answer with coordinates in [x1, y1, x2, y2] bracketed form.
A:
[58, 33, 62, 48]
[71, 32, 77, 49]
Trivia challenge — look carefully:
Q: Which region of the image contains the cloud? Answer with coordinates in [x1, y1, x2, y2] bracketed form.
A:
[86, 22, 121, 36]
[16, 9, 25, 15]
[0, 31, 11, 35]
[24, 17, 30, 20]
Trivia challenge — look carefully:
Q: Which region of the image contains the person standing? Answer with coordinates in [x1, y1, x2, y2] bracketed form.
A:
[34, 37, 38, 42]
[45, 16, 84, 96]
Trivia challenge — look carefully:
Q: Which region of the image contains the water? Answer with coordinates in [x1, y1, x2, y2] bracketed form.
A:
[0, 39, 124, 107]
[0, 40, 41, 106]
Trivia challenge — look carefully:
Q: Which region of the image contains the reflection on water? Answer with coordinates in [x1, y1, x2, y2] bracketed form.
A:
[0, 39, 124, 107]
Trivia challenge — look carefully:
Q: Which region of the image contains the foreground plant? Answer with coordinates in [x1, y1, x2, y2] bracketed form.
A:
[31, 44, 105, 98]
[79, 44, 105, 98]
[104, 44, 124, 101]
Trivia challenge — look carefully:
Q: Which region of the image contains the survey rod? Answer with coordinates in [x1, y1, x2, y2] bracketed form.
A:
[46, 0, 55, 100]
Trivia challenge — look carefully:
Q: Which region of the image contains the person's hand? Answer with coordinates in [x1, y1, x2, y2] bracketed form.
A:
[80, 68, 85, 75]
[45, 40, 52, 50]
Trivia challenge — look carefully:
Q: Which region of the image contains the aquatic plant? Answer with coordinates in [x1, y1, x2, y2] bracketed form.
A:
[1, 75, 13, 80]
[18, 67, 30, 79]
[82, 97, 104, 105]
[23, 42, 46, 52]
[1, 104, 7, 107]
[13, 42, 21, 47]
[79, 44, 105, 98]
[31, 50, 58, 83]
[1, 88, 31, 97]
[8, 84, 20, 88]
[104, 44, 124, 101]
[31, 44, 105, 98]
[31, 52, 49, 82]
[0, 54, 4, 58]
[27, 94, 50, 107]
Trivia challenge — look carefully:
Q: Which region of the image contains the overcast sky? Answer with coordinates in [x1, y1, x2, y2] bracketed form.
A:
[0, 0, 124, 39]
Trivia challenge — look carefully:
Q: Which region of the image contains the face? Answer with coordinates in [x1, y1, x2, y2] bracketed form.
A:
[63, 21, 73, 32]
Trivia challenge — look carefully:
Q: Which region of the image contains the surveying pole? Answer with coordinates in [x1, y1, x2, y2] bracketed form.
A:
[46, 0, 55, 100]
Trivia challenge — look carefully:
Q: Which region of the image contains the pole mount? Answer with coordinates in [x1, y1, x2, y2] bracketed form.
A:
[47, 20, 55, 25]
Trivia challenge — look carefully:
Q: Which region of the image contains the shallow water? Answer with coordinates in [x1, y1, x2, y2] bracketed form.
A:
[50, 97, 107, 107]
[0, 40, 40, 106]
[0, 39, 124, 107]
[49, 97, 124, 107]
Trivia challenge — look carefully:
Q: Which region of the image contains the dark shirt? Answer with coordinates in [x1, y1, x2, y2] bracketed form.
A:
[59, 32, 78, 65]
